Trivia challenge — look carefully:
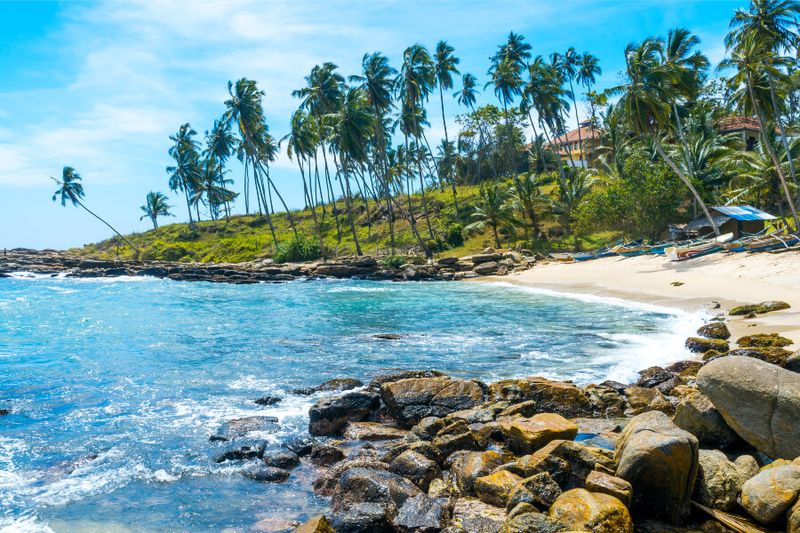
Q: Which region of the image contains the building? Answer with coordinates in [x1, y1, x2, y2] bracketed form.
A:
[547, 120, 603, 168]
[675, 205, 776, 239]
[717, 116, 761, 151]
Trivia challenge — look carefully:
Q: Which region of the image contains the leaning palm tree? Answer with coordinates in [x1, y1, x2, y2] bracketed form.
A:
[166, 123, 201, 224]
[434, 40, 461, 209]
[465, 182, 519, 248]
[139, 191, 173, 229]
[553, 47, 587, 162]
[577, 52, 602, 156]
[52, 166, 139, 252]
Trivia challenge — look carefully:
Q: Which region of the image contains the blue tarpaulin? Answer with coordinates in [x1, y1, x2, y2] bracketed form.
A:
[712, 205, 776, 221]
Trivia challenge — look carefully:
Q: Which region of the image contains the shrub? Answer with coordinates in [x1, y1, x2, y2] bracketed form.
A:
[273, 234, 322, 263]
[382, 255, 407, 269]
[443, 223, 464, 248]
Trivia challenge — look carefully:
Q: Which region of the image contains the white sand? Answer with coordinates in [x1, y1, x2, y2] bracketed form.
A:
[488, 251, 800, 347]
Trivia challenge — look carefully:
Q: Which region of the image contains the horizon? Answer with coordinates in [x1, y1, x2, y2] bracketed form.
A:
[1, 0, 742, 249]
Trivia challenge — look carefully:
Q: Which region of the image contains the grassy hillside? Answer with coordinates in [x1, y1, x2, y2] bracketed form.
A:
[77, 183, 620, 263]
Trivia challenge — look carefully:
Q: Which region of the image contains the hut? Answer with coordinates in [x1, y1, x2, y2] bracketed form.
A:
[674, 205, 776, 239]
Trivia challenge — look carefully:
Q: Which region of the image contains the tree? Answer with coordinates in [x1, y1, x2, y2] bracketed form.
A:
[51, 166, 139, 252]
[465, 182, 519, 248]
[434, 40, 461, 209]
[512, 172, 552, 239]
[204, 118, 237, 218]
[577, 52, 602, 146]
[553, 168, 596, 248]
[139, 191, 173, 229]
[166, 123, 201, 224]
[553, 47, 587, 162]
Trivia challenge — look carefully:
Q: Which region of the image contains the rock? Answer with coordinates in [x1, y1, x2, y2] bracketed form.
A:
[740, 465, 800, 524]
[500, 510, 563, 533]
[0, 409, 11, 416]
[505, 439, 615, 490]
[450, 497, 506, 533]
[614, 411, 698, 524]
[308, 391, 380, 436]
[697, 322, 731, 340]
[697, 356, 800, 458]
[506, 472, 562, 511]
[210, 416, 279, 442]
[497, 413, 578, 454]
[737, 333, 793, 348]
[249, 517, 299, 532]
[635, 366, 676, 389]
[309, 444, 346, 466]
[331, 502, 390, 532]
[730, 301, 791, 315]
[332, 467, 422, 524]
[254, 395, 282, 406]
[432, 420, 480, 457]
[789, 501, 800, 533]
[262, 450, 300, 469]
[214, 439, 267, 463]
[294, 515, 335, 533]
[734, 454, 760, 481]
[389, 450, 441, 491]
[295, 378, 364, 395]
[489, 377, 593, 418]
[312, 458, 390, 496]
[383, 441, 443, 465]
[472, 253, 502, 264]
[624, 386, 674, 416]
[343, 422, 408, 441]
[448, 450, 509, 493]
[393, 493, 449, 531]
[685, 337, 729, 353]
[380, 377, 485, 427]
[367, 370, 446, 390]
[241, 465, 290, 483]
[411, 416, 447, 440]
[673, 390, 739, 448]
[474, 470, 523, 507]
[727, 346, 794, 366]
[585, 471, 633, 508]
[785, 352, 800, 373]
[473, 262, 499, 275]
[283, 436, 315, 457]
[373, 333, 404, 340]
[692, 449, 742, 512]
[548, 488, 633, 533]
[583, 384, 627, 417]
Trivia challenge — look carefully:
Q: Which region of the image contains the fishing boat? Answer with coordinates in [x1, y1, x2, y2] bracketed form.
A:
[665, 233, 734, 261]
[726, 232, 800, 253]
[610, 241, 648, 257]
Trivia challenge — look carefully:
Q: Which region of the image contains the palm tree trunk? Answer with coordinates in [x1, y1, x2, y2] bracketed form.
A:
[321, 146, 342, 243]
[568, 77, 585, 162]
[766, 72, 799, 195]
[415, 137, 436, 241]
[491, 221, 501, 248]
[77, 200, 140, 252]
[252, 159, 278, 246]
[183, 189, 194, 225]
[336, 156, 361, 256]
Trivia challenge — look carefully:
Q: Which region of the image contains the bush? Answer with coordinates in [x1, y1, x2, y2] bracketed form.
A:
[443, 223, 464, 248]
[273, 234, 322, 263]
[382, 255, 407, 269]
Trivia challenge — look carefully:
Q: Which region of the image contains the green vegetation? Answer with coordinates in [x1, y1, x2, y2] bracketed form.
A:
[62, 1, 800, 263]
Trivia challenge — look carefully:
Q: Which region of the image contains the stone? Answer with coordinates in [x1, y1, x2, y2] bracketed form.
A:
[332, 467, 422, 519]
[730, 301, 791, 315]
[740, 465, 800, 524]
[373, 333, 404, 340]
[473, 262, 499, 275]
[500, 511, 563, 533]
[380, 377, 485, 427]
[331, 502, 390, 532]
[636, 366, 676, 388]
[673, 390, 739, 448]
[685, 337, 730, 353]
[727, 346, 794, 366]
[283, 436, 315, 457]
[472, 252, 502, 264]
[210, 416, 279, 442]
[343, 422, 407, 441]
[294, 515, 335, 533]
[393, 493, 449, 531]
[734, 454, 760, 481]
[382, 441, 443, 465]
[489, 377, 593, 418]
[448, 450, 508, 493]
[585, 471, 632, 508]
[497, 413, 578, 454]
[312, 458, 390, 496]
[431, 420, 480, 457]
[367, 370, 446, 390]
[506, 472, 562, 511]
[389, 450, 441, 491]
[308, 391, 380, 436]
[241, 465, 290, 483]
[737, 333, 794, 348]
[583, 384, 627, 417]
[474, 470, 523, 507]
[254, 395, 282, 406]
[697, 356, 800, 458]
[697, 322, 731, 340]
[548, 488, 633, 533]
[214, 439, 267, 463]
[614, 411, 698, 524]
[785, 351, 800, 373]
[411, 416, 447, 440]
[665, 360, 704, 377]
[262, 450, 300, 469]
[309, 444, 345, 466]
[693, 449, 742, 511]
[505, 440, 614, 490]
[624, 386, 674, 416]
[450, 498, 506, 533]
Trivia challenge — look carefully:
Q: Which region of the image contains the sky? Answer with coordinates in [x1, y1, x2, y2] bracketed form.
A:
[0, 0, 744, 249]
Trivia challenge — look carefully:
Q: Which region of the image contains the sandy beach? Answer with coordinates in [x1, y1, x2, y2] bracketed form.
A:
[491, 251, 800, 347]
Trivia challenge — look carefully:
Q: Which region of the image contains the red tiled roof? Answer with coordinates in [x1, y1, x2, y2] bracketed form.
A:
[549, 124, 603, 145]
[718, 116, 761, 132]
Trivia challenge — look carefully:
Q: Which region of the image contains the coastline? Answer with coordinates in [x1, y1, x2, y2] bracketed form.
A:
[486, 252, 800, 347]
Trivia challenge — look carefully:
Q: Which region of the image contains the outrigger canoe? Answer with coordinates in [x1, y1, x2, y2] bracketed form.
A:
[665, 233, 734, 261]
[726, 232, 800, 253]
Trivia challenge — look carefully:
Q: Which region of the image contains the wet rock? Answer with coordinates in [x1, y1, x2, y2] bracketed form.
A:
[210, 416, 279, 442]
[262, 450, 299, 469]
[585, 471, 632, 508]
[450, 497, 506, 533]
[283, 436, 315, 457]
[393, 493, 449, 531]
[506, 472, 562, 511]
[614, 411, 698, 524]
[331, 502, 390, 532]
[636, 366, 675, 388]
[474, 470, 523, 507]
[489, 377, 593, 418]
[685, 337, 729, 353]
[497, 413, 578, 454]
[380, 377, 485, 427]
[697, 322, 731, 340]
[548, 488, 633, 533]
[308, 391, 380, 436]
[312, 458, 390, 496]
[389, 450, 441, 491]
[673, 390, 739, 448]
[697, 356, 800, 458]
[343, 422, 407, 441]
[373, 333, 404, 340]
[737, 333, 793, 348]
[432, 419, 480, 457]
[500, 510, 563, 533]
[214, 439, 267, 463]
[294, 515, 335, 533]
[309, 444, 346, 466]
[331, 467, 422, 525]
[241, 465, 290, 483]
[504, 439, 614, 490]
[692, 449, 741, 512]
[0, 408, 11, 416]
[740, 465, 800, 524]
[294, 378, 364, 395]
[448, 450, 508, 493]
[411, 416, 447, 440]
[254, 395, 282, 406]
[382, 441, 443, 465]
[583, 384, 627, 417]
[785, 351, 800, 373]
[726, 346, 794, 366]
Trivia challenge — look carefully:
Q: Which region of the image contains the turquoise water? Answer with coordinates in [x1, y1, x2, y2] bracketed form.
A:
[0, 275, 699, 531]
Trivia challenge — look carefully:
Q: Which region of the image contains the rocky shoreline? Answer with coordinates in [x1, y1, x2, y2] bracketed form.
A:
[203, 305, 800, 533]
[0, 248, 535, 283]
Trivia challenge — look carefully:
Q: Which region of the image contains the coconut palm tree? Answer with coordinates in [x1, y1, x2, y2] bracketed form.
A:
[139, 191, 173, 229]
[608, 38, 721, 235]
[553, 48, 587, 162]
[204, 118, 237, 218]
[512, 172, 552, 239]
[465, 182, 519, 248]
[553, 167, 596, 249]
[167, 123, 201, 224]
[577, 52, 602, 157]
[434, 40, 461, 208]
[52, 166, 139, 251]
[455, 73, 481, 182]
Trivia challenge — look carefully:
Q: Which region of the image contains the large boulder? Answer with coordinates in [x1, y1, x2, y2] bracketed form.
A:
[497, 413, 578, 454]
[308, 391, 380, 436]
[331, 467, 422, 527]
[614, 411, 699, 524]
[673, 390, 739, 448]
[450, 497, 506, 533]
[380, 377, 485, 427]
[389, 450, 441, 492]
[740, 465, 800, 524]
[697, 356, 800, 458]
[448, 450, 509, 493]
[692, 449, 742, 511]
[505, 439, 615, 490]
[488, 377, 593, 417]
[547, 488, 633, 533]
[393, 493, 449, 531]
[474, 470, 523, 507]
[697, 322, 731, 340]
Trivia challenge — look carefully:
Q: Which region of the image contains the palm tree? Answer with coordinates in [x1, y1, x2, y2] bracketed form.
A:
[166, 123, 201, 224]
[577, 52, 602, 158]
[139, 191, 173, 229]
[465, 182, 518, 248]
[512, 173, 551, 239]
[553, 47, 587, 162]
[553, 168, 596, 249]
[455, 73, 481, 182]
[51, 166, 139, 252]
[608, 39, 721, 236]
[434, 40, 461, 209]
[284, 109, 321, 235]
[204, 118, 237, 218]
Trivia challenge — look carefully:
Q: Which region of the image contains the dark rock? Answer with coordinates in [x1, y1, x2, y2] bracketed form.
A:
[283, 436, 315, 457]
[583, 385, 627, 417]
[210, 416, 279, 442]
[736, 333, 794, 348]
[380, 377, 485, 427]
[450, 497, 506, 532]
[506, 472, 562, 511]
[685, 337, 729, 353]
[473, 262, 499, 275]
[0, 409, 11, 416]
[309, 444, 346, 466]
[241, 465, 290, 483]
[411, 416, 446, 440]
[262, 450, 300, 469]
[332, 467, 422, 519]
[313, 458, 390, 496]
[389, 450, 441, 491]
[431, 419, 480, 457]
[373, 334, 403, 340]
[665, 360, 703, 377]
[214, 439, 267, 463]
[308, 391, 380, 436]
[382, 441, 444, 465]
[471, 253, 502, 264]
[488, 377, 593, 418]
[501, 511, 563, 533]
[295, 378, 364, 395]
[393, 494, 449, 531]
[254, 395, 282, 406]
[331, 502, 390, 532]
[635, 366, 676, 388]
[697, 322, 731, 340]
[730, 301, 791, 315]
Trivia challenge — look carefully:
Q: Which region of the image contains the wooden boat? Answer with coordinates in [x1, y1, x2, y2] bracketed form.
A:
[727, 232, 800, 253]
[665, 233, 734, 261]
[610, 241, 648, 257]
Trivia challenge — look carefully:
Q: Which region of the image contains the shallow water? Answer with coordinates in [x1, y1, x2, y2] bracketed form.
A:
[0, 275, 701, 531]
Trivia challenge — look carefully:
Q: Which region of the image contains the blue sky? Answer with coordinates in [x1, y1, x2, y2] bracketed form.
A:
[1, 0, 743, 249]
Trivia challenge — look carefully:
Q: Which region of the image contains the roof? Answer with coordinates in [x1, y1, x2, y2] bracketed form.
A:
[686, 215, 731, 231]
[549, 123, 603, 145]
[712, 205, 776, 221]
[718, 116, 761, 133]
